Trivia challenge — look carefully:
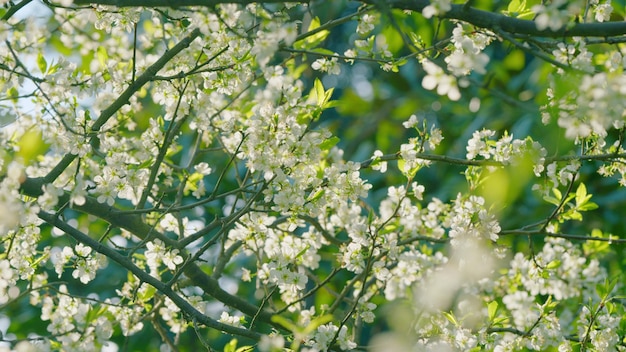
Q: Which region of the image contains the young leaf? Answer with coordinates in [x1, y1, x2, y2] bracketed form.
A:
[37, 52, 47, 74]
[488, 301, 498, 321]
[314, 78, 325, 107]
[320, 136, 339, 150]
[294, 17, 330, 50]
[97, 46, 108, 68]
[507, 0, 524, 13]
[271, 315, 298, 331]
[7, 86, 19, 103]
[442, 311, 458, 326]
[575, 183, 590, 205]
[546, 260, 561, 269]
[224, 339, 238, 352]
[552, 188, 562, 200]
[307, 188, 325, 202]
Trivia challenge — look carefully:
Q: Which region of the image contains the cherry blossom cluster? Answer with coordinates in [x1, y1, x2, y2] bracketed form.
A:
[466, 129, 547, 174]
[419, 25, 493, 101]
[544, 70, 626, 141]
[533, 0, 613, 29]
[2, 1, 626, 351]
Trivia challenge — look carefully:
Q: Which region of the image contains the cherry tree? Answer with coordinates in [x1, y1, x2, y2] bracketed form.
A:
[2, 0, 626, 350]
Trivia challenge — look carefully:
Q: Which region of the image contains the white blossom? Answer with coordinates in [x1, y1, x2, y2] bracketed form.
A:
[421, 60, 461, 100]
[422, 0, 452, 19]
[594, 2, 613, 22]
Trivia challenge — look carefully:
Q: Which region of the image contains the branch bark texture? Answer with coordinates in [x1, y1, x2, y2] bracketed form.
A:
[70, 0, 626, 37]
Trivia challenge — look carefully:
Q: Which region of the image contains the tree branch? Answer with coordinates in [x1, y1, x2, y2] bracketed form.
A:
[359, 152, 626, 170]
[90, 28, 201, 133]
[501, 229, 626, 244]
[19, 178, 278, 325]
[1, 0, 33, 21]
[372, 0, 626, 37]
[71, 0, 626, 38]
[72, 0, 293, 5]
[39, 27, 202, 188]
[400, 0, 626, 38]
[38, 211, 263, 341]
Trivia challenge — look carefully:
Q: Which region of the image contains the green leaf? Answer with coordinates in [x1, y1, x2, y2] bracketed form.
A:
[271, 315, 298, 331]
[567, 210, 582, 221]
[307, 188, 325, 202]
[397, 159, 407, 175]
[575, 183, 588, 205]
[382, 223, 398, 233]
[7, 86, 19, 103]
[320, 136, 339, 151]
[302, 314, 334, 335]
[493, 316, 509, 326]
[505, 0, 535, 19]
[313, 78, 325, 106]
[594, 277, 618, 300]
[16, 128, 50, 164]
[294, 17, 330, 50]
[323, 100, 339, 109]
[552, 188, 562, 201]
[323, 87, 335, 108]
[488, 301, 498, 321]
[398, 159, 420, 179]
[224, 339, 238, 352]
[542, 296, 557, 310]
[583, 228, 612, 255]
[307, 85, 321, 108]
[604, 300, 616, 314]
[285, 57, 309, 79]
[138, 285, 156, 301]
[272, 314, 333, 336]
[184, 172, 204, 194]
[408, 32, 424, 49]
[295, 244, 310, 259]
[97, 46, 108, 68]
[507, 0, 525, 13]
[578, 202, 598, 211]
[442, 311, 458, 326]
[310, 48, 336, 56]
[546, 260, 561, 269]
[37, 52, 47, 74]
